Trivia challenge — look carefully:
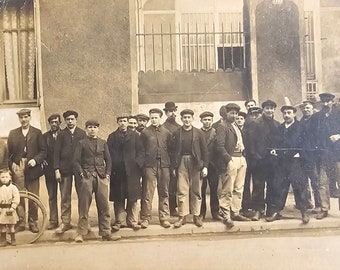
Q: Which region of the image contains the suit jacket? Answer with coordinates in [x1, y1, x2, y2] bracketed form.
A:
[276, 121, 302, 159]
[107, 129, 144, 202]
[171, 127, 209, 171]
[215, 121, 238, 172]
[73, 137, 112, 179]
[201, 127, 217, 168]
[7, 126, 47, 181]
[0, 138, 8, 170]
[54, 127, 87, 176]
[140, 125, 172, 168]
[43, 130, 59, 176]
[162, 118, 180, 135]
[247, 115, 280, 160]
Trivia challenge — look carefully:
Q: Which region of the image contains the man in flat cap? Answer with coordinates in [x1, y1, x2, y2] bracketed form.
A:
[107, 114, 144, 231]
[235, 111, 247, 131]
[299, 101, 321, 213]
[43, 113, 62, 230]
[199, 111, 221, 221]
[246, 100, 280, 221]
[7, 109, 47, 232]
[310, 93, 340, 219]
[266, 106, 310, 223]
[140, 108, 172, 228]
[73, 120, 120, 243]
[212, 105, 227, 129]
[162, 101, 181, 216]
[136, 114, 150, 133]
[54, 110, 87, 234]
[171, 109, 208, 228]
[215, 103, 249, 228]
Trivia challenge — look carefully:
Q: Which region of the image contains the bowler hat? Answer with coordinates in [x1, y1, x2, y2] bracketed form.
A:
[163, 101, 177, 111]
[280, 105, 297, 113]
[199, 111, 214, 119]
[225, 103, 241, 113]
[149, 108, 163, 117]
[180, 109, 194, 116]
[85, 119, 100, 127]
[136, 113, 150, 121]
[319, 93, 335, 102]
[16, 108, 31, 116]
[261, 100, 277, 109]
[63, 110, 78, 119]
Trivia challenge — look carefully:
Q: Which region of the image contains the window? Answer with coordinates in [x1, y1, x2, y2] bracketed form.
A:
[0, 0, 37, 104]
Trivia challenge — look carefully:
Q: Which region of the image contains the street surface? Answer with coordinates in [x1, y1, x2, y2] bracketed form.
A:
[1, 229, 340, 270]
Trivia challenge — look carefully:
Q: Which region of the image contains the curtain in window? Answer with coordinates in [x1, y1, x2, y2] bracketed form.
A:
[3, 1, 35, 101]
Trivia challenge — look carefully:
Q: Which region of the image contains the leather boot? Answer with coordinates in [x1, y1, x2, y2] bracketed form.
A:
[0, 232, 7, 247]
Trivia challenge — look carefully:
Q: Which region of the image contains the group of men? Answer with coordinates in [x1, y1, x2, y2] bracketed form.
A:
[2, 93, 340, 243]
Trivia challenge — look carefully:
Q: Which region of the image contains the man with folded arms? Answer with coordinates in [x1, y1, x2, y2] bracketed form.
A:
[140, 108, 172, 228]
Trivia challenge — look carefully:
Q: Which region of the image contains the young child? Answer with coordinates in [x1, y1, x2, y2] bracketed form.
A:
[0, 169, 20, 246]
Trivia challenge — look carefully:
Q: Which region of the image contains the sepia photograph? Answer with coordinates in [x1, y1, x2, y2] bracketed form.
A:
[0, 0, 340, 269]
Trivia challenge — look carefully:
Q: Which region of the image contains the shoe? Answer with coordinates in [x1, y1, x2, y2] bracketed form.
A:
[15, 224, 26, 233]
[193, 215, 203, 227]
[316, 211, 328, 220]
[170, 209, 179, 217]
[223, 218, 234, 229]
[232, 214, 251, 222]
[55, 223, 72, 234]
[251, 211, 261, 221]
[29, 222, 39, 233]
[265, 212, 281, 222]
[102, 235, 121, 241]
[47, 223, 59, 230]
[10, 239, 16, 246]
[0, 233, 7, 247]
[140, 220, 149, 229]
[128, 224, 141, 231]
[311, 207, 321, 214]
[301, 212, 310, 224]
[75, 234, 84, 243]
[111, 224, 121, 232]
[174, 217, 185, 228]
[211, 213, 223, 221]
[160, 220, 171, 228]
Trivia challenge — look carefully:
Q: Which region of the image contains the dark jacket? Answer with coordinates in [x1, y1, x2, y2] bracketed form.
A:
[201, 127, 217, 168]
[43, 130, 59, 175]
[140, 125, 172, 168]
[54, 127, 87, 176]
[0, 138, 8, 170]
[73, 137, 112, 179]
[247, 115, 280, 160]
[162, 118, 180, 135]
[215, 121, 238, 172]
[107, 129, 144, 202]
[171, 127, 209, 171]
[299, 115, 316, 162]
[275, 121, 302, 159]
[7, 126, 47, 181]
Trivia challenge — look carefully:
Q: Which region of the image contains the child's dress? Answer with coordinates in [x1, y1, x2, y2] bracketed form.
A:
[0, 183, 20, 225]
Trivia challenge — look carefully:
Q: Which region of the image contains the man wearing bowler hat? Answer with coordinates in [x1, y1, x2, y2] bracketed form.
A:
[171, 109, 208, 228]
[54, 110, 87, 234]
[163, 101, 181, 216]
[310, 93, 340, 219]
[140, 108, 172, 228]
[266, 105, 310, 223]
[73, 120, 120, 242]
[136, 114, 150, 133]
[246, 100, 280, 221]
[7, 109, 47, 233]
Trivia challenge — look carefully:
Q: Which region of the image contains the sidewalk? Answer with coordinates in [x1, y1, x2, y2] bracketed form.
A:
[24, 181, 340, 244]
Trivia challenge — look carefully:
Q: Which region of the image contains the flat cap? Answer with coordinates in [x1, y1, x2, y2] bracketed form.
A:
[136, 113, 150, 121]
[199, 111, 214, 119]
[116, 113, 130, 121]
[180, 109, 194, 116]
[149, 108, 163, 117]
[16, 108, 31, 116]
[219, 105, 227, 118]
[225, 103, 241, 113]
[237, 111, 247, 118]
[280, 105, 297, 113]
[63, 110, 78, 119]
[163, 101, 178, 111]
[248, 106, 262, 114]
[261, 100, 277, 108]
[85, 119, 99, 127]
[319, 93, 335, 102]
